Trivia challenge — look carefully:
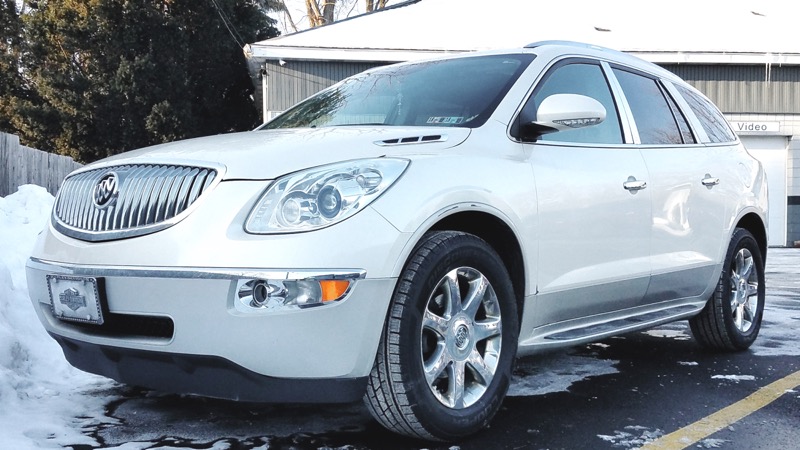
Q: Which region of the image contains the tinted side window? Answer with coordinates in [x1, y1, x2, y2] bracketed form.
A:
[674, 84, 736, 143]
[612, 69, 682, 145]
[525, 62, 622, 144]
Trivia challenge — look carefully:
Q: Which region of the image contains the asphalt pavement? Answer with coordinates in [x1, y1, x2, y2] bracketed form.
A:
[74, 249, 800, 450]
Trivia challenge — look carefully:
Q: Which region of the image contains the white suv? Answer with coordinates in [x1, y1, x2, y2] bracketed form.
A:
[26, 41, 768, 440]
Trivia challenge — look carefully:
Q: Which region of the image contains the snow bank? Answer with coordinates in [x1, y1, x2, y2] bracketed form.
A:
[0, 185, 117, 449]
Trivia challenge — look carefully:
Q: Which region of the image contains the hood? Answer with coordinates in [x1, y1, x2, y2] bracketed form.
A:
[91, 127, 471, 180]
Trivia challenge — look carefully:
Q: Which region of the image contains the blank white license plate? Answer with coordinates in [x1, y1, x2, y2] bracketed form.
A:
[46, 275, 105, 325]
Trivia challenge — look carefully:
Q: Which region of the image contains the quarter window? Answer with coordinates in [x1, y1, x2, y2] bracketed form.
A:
[612, 69, 683, 145]
[524, 62, 623, 144]
[674, 84, 736, 143]
[663, 86, 696, 144]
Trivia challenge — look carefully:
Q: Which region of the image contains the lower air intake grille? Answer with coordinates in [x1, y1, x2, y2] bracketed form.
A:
[53, 163, 220, 242]
[64, 312, 175, 340]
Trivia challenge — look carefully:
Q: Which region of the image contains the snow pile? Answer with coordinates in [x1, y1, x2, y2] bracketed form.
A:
[711, 375, 756, 382]
[0, 185, 117, 449]
[508, 350, 618, 397]
[597, 425, 663, 448]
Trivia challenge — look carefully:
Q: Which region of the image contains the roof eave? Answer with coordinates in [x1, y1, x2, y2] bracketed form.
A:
[629, 51, 800, 65]
[245, 44, 467, 63]
[244, 42, 800, 66]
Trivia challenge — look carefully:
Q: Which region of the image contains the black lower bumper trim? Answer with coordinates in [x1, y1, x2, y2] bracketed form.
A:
[51, 334, 368, 403]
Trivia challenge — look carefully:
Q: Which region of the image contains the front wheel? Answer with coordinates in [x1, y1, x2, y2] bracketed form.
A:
[364, 231, 519, 441]
[689, 228, 765, 351]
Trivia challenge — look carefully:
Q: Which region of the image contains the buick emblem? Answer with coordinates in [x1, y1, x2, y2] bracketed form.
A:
[93, 172, 119, 208]
[454, 324, 470, 350]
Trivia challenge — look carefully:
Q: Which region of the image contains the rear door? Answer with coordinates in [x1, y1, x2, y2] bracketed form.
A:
[610, 67, 734, 301]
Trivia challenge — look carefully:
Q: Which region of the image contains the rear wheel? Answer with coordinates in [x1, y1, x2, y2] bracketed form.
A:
[364, 231, 518, 440]
[690, 228, 765, 351]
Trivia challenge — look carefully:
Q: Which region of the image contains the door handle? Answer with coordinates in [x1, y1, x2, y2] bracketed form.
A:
[702, 175, 720, 187]
[623, 177, 647, 191]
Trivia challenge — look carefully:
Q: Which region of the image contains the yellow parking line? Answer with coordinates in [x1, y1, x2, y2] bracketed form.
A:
[641, 369, 800, 450]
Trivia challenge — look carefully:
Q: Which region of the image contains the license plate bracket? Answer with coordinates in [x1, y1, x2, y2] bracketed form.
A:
[47, 274, 105, 325]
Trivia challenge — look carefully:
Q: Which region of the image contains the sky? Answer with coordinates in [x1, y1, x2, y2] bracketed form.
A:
[259, 0, 800, 60]
[271, 0, 375, 34]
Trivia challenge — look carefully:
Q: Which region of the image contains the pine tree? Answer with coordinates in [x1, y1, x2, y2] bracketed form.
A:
[7, 0, 279, 162]
[0, 0, 27, 134]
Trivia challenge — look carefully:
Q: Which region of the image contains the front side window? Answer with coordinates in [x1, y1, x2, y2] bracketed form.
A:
[674, 84, 736, 143]
[262, 54, 535, 130]
[521, 62, 623, 144]
[612, 68, 683, 145]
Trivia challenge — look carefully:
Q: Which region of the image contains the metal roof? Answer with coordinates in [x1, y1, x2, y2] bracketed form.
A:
[246, 0, 800, 65]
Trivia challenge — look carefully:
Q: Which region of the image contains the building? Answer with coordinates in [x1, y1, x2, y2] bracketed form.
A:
[244, 0, 800, 246]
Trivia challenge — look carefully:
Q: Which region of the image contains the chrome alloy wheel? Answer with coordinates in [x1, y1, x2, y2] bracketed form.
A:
[729, 248, 760, 333]
[420, 266, 502, 409]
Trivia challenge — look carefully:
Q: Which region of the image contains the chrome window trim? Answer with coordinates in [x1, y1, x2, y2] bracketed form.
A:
[601, 61, 639, 144]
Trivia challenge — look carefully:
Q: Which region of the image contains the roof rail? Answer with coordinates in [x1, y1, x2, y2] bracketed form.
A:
[524, 40, 620, 53]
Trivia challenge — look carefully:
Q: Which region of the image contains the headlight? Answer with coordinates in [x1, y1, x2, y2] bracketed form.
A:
[245, 158, 409, 234]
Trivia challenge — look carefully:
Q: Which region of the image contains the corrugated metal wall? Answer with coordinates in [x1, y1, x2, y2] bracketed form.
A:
[258, 61, 800, 116]
[662, 64, 800, 114]
[262, 60, 386, 114]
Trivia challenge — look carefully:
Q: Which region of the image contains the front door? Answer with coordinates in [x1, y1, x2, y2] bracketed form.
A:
[519, 60, 652, 328]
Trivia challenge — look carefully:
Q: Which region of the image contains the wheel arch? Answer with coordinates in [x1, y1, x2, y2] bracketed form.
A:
[735, 212, 768, 262]
[427, 211, 527, 320]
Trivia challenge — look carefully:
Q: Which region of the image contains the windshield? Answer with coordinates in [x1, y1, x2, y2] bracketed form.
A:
[261, 53, 535, 130]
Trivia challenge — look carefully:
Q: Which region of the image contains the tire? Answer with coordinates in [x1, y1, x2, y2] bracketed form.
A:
[364, 231, 519, 441]
[689, 228, 765, 351]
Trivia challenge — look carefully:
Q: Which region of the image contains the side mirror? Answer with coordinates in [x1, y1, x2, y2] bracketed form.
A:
[527, 93, 606, 138]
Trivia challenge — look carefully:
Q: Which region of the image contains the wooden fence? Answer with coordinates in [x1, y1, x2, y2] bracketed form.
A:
[0, 132, 83, 197]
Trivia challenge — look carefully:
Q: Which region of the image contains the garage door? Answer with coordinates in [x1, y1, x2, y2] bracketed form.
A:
[740, 136, 788, 247]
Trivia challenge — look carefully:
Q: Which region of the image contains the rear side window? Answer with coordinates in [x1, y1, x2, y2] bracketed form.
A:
[524, 62, 623, 144]
[674, 84, 736, 143]
[612, 68, 683, 145]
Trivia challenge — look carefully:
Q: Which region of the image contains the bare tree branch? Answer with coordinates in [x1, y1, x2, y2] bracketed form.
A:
[306, 0, 324, 27]
[299, 0, 391, 28]
[366, 0, 388, 12]
[274, 0, 299, 33]
[321, 0, 335, 24]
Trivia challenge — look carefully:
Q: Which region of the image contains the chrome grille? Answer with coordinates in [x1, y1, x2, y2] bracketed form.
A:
[53, 163, 220, 242]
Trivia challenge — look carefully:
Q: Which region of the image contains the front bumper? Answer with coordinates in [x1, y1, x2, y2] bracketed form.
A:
[50, 334, 368, 403]
[26, 258, 396, 402]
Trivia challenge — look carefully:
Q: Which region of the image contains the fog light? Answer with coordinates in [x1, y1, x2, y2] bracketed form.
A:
[235, 276, 356, 313]
[239, 280, 289, 309]
[252, 282, 269, 306]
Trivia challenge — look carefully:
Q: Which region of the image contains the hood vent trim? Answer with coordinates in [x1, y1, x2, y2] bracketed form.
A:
[376, 134, 447, 146]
